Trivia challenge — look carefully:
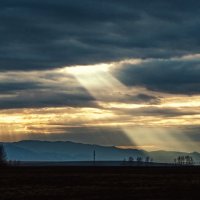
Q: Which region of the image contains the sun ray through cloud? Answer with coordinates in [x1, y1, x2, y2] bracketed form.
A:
[66, 61, 197, 151]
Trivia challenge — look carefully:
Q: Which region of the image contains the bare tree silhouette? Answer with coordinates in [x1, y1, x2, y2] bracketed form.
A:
[128, 156, 134, 162]
[145, 156, 150, 163]
[0, 145, 7, 166]
[136, 156, 142, 163]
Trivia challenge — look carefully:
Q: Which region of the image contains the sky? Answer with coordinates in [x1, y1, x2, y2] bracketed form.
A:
[1, 0, 200, 152]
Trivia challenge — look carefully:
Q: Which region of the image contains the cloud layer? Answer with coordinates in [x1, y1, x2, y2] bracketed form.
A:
[0, 70, 96, 109]
[1, 0, 200, 70]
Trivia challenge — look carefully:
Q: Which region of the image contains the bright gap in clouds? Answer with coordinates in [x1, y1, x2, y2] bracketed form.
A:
[67, 63, 127, 101]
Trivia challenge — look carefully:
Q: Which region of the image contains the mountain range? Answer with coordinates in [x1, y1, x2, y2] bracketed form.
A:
[1, 140, 200, 163]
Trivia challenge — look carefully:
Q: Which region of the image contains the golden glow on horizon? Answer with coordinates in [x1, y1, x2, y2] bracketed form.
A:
[3, 103, 200, 143]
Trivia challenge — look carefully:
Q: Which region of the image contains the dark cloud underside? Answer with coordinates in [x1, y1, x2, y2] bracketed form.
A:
[114, 58, 200, 94]
[0, 91, 96, 109]
[1, 0, 200, 70]
[0, 77, 96, 109]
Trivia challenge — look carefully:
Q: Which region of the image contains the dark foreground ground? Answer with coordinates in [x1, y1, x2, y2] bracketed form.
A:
[0, 166, 200, 200]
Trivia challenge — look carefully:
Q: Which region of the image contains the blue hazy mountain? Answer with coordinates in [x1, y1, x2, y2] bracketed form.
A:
[3, 140, 145, 162]
[2, 140, 200, 163]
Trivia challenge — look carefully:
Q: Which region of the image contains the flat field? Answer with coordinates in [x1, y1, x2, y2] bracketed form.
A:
[0, 166, 199, 200]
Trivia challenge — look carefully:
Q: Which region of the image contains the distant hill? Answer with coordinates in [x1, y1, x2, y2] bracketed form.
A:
[1, 140, 200, 163]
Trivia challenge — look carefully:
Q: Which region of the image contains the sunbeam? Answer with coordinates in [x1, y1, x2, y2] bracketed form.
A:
[67, 63, 127, 101]
[66, 62, 195, 151]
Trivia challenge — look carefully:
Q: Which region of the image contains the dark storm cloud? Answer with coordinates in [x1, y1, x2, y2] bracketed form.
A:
[114, 58, 200, 94]
[0, 82, 41, 93]
[126, 93, 160, 104]
[1, 0, 200, 71]
[0, 73, 96, 109]
[0, 90, 96, 109]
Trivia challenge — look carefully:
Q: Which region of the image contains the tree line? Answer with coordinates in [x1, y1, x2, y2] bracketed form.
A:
[174, 156, 194, 165]
[123, 156, 153, 164]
